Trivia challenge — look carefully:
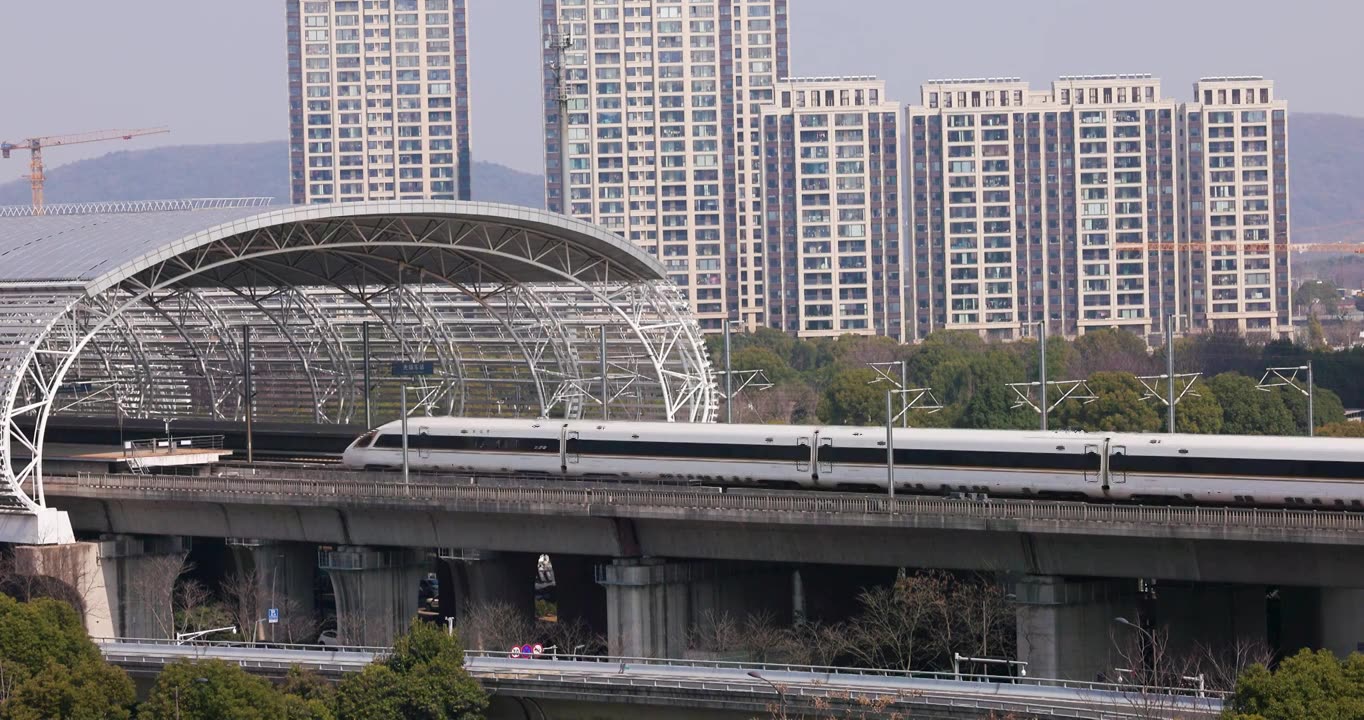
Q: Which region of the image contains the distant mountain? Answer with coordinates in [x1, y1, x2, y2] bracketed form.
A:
[0, 140, 545, 209]
[1287, 113, 1364, 244]
[2, 115, 1362, 244]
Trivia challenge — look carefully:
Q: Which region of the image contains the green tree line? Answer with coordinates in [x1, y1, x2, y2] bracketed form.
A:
[710, 328, 1360, 436]
[0, 593, 486, 720]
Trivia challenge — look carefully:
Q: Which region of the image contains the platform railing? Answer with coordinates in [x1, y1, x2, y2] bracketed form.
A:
[122, 435, 226, 456]
[48, 471, 1364, 533]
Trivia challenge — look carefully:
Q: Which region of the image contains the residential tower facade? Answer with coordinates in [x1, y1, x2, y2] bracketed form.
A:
[288, 0, 472, 204]
[760, 77, 905, 339]
[1179, 77, 1292, 336]
[907, 74, 1288, 341]
[540, 0, 789, 331]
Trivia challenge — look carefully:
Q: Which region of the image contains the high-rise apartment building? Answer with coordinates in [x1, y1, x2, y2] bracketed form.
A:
[288, 0, 472, 205]
[760, 77, 905, 339]
[907, 75, 1287, 342]
[1179, 77, 1291, 336]
[541, 0, 789, 331]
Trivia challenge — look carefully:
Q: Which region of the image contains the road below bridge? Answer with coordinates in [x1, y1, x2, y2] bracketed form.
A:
[97, 639, 1222, 719]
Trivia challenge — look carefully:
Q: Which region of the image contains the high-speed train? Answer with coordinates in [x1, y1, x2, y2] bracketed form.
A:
[341, 417, 1364, 508]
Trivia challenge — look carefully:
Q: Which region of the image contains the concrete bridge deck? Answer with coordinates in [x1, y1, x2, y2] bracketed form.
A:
[45, 470, 1364, 587]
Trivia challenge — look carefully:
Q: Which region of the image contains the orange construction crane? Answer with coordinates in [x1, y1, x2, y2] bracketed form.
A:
[1, 127, 169, 210]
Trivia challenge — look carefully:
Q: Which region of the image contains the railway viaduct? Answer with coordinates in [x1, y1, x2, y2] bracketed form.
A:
[1, 199, 1361, 684]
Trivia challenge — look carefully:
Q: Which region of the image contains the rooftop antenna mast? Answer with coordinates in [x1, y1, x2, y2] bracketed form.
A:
[546, 19, 574, 216]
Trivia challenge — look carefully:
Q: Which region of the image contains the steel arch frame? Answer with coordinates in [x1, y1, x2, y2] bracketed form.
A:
[0, 205, 716, 541]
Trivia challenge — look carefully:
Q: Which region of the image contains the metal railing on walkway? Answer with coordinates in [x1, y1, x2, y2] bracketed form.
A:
[462, 649, 1228, 700]
[95, 639, 1222, 718]
[47, 470, 1364, 535]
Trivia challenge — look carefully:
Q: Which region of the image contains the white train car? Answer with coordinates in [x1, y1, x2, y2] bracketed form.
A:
[1107, 432, 1364, 508]
[341, 417, 1364, 508]
[564, 420, 817, 486]
[343, 417, 564, 475]
[819, 426, 1104, 498]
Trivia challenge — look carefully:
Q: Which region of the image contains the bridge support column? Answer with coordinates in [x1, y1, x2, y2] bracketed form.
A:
[226, 540, 318, 643]
[1157, 583, 1268, 660]
[18, 535, 188, 639]
[1320, 589, 1364, 657]
[434, 550, 537, 622]
[598, 559, 790, 659]
[551, 555, 607, 635]
[320, 546, 425, 647]
[1014, 576, 1137, 681]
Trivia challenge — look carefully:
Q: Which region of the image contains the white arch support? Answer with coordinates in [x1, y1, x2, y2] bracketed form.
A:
[0, 201, 716, 543]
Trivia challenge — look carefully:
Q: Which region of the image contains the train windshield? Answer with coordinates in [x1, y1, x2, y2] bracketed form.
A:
[351, 430, 379, 449]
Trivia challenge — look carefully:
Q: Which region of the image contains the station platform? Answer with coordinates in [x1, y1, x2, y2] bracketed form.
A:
[11, 438, 233, 475]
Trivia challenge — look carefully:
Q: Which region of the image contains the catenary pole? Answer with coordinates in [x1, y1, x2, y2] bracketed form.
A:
[886, 390, 895, 499]
[1038, 321, 1048, 431]
[362, 321, 372, 429]
[401, 385, 409, 486]
[1308, 361, 1315, 437]
[724, 321, 733, 424]
[243, 325, 254, 463]
[600, 325, 609, 421]
[1167, 315, 1176, 434]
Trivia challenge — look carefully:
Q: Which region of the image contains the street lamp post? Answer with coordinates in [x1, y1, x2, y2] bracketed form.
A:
[1114, 616, 1156, 683]
[747, 671, 787, 719]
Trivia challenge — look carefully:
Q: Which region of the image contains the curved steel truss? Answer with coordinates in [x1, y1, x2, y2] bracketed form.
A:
[0, 203, 717, 542]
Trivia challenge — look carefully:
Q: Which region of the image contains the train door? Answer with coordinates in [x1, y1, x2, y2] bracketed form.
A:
[796, 436, 811, 473]
[563, 430, 580, 467]
[1083, 441, 1106, 486]
[417, 426, 431, 460]
[818, 436, 834, 476]
[1109, 445, 1127, 485]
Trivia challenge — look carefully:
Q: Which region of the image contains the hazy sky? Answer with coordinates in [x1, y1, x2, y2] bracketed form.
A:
[2, 1, 1361, 174]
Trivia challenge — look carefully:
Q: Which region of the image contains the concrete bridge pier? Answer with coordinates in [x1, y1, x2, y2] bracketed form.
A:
[551, 555, 608, 635]
[598, 558, 792, 658]
[1014, 575, 1139, 681]
[434, 550, 537, 622]
[1316, 588, 1364, 657]
[226, 540, 318, 643]
[319, 546, 426, 647]
[1156, 583, 1268, 660]
[17, 535, 189, 639]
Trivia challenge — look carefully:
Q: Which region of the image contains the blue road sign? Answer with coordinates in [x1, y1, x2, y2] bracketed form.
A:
[391, 361, 435, 377]
[267, 608, 279, 624]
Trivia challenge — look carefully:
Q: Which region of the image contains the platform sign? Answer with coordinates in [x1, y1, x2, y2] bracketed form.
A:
[267, 608, 279, 624]
[390, 361, 435, 377]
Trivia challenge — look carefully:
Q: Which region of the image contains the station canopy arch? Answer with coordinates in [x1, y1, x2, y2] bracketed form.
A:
[0, 200, 717, 540]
